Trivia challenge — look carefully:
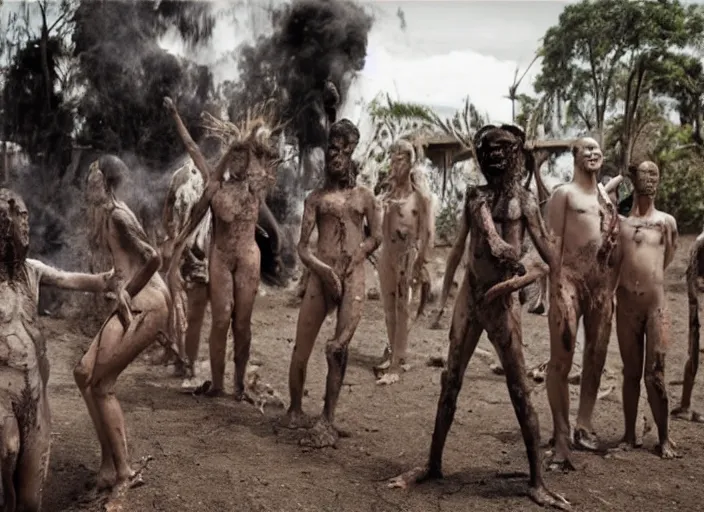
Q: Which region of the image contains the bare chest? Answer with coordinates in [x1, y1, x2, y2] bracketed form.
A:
[0, 283, 42, 371]
[622, 219, 666, 249]
[383, 191, 420, 236]
[318, 191, 365, 222]
[211, 181, 258, 224]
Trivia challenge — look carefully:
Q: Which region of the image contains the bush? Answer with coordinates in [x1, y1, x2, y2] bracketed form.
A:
[657, 157, 704, 234]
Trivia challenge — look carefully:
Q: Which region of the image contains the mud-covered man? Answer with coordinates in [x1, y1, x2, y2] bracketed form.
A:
[0, 188, 114, 509]
[375, 139, 434, 385]
[282, 119, 382, 448]
[389, 124, 568, 509]
[615, 161, 678, 457]
[543, 137, 620, 470]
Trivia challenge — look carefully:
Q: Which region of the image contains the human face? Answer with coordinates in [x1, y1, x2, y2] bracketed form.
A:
[476, 128, 522, 182]
[0, 192, 29, 260]
[574, 138, 603, 174]
[390, 149, 411, 179]
[634, 161, 659, 197]
[86, 160, 107, 204]
[326, 135, 353, 179]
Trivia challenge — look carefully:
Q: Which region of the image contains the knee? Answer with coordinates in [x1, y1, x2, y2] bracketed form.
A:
[73, 362, 91, 389]
[233, 323, 252, 343]
[547, 359, 570, 379]
[325, 342, 347, 366]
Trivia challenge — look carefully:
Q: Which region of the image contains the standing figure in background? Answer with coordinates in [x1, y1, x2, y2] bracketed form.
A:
[0, 188, 114, 508]
[282, 119, 382, 448]
[672, 227, 704, 423]
[74, 156, 170, 489]
[164, 97, 279, 401]
[615, 161, 679, 456]
[375, 139, 434, 385]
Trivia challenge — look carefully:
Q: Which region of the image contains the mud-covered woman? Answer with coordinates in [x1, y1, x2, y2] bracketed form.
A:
[73, 155, 170, 490]
[0, 188, 116, 509]
[163, 96, 279, 401]
[282, 119, 382, 448]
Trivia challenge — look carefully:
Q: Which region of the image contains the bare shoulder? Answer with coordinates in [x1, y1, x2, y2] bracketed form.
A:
[304, 188, 322, 207]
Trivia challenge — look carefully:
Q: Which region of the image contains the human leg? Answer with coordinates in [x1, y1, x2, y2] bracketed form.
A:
[282, 273, 327, 427]
[205, 253, 234, 396]
[487, 301, 569, 509]
[389, 276, 483, 487]
[302, 269, 365, 448]
[376, 251, 396, 372]
[184, 283, 209, 376]
[15, 393, 51, 511]
[575, 295, 614, 450]
[644, 306, 677, 457]
[615, 293, 645, 448]
[232, 245, 261, 401]
[672, 287, 703, 422]
[546, 281, 580, 469]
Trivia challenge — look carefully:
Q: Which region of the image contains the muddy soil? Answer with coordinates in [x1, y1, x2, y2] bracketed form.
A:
[42, 237, 704, 511]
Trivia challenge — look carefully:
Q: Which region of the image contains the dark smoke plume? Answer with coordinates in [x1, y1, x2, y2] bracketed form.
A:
[230, 0, 373, 151]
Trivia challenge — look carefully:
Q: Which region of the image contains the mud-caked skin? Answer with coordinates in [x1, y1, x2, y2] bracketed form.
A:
[375, 139, 434, 385]
[542, 137, 621, 469]
[615, 161, 679, 457]
[0, 188, 113, 511]
[75, 156, 170, 491]
[672, 226, 704, 424]
[164, 97, 279, 401]
[388, 124, 569, 510]
[282, 119, 382, 448]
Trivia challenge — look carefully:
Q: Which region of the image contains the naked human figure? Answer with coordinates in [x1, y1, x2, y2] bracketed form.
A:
[282, 119, 382, 448]
[375, 139, 434, 385]
[614, 161, 678, 457]
[72, 155, 170, 490]
[164, 97, 279, 400]
[0, 188, 114, 511]
[388, 124, 568, 510]
[671, 226, 704, 423]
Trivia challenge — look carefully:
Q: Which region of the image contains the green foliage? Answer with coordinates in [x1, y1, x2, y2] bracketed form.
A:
[536, 0, 704, 143]
[657, 154, 704, 233]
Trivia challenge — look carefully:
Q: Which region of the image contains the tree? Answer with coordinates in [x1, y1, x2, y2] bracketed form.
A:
[535, 0, 704, 171]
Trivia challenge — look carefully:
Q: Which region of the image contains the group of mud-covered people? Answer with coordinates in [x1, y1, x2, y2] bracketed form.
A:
[2, 92, 704, 511]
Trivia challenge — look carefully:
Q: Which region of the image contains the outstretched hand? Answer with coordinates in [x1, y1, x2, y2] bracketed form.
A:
[163, 96, 175, 112]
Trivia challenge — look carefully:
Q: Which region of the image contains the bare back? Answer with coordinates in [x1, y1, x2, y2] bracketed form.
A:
[105, 202, 168, 306]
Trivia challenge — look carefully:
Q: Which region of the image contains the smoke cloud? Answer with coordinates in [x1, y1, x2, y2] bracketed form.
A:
[230, 0, 373, 150]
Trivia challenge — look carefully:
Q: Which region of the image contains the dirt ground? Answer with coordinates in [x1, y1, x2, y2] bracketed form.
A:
[42, 237, 704, 512]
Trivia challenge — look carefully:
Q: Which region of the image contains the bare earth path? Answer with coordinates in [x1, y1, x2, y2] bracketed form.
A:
[43, 237, 704, 511]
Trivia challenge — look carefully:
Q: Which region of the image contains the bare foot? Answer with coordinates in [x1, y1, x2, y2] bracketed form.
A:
[657, 439, 680, 459]
[574, 428, 599, 451]
[617, 435, 642, 450]
[545, 450, 576, 472]
[300, 419, 339, 448]
[528, 483, 571, 510]
[489, 363, 504, 375]
[96, 466, 117, 490]
[192, 381, 224, 397]
[387, 465, 441, 489]
[279, 410, 313, 429]
[671, 407, 704, 423]
[234, 389, 256, 405]
[376, 372, 400, 386]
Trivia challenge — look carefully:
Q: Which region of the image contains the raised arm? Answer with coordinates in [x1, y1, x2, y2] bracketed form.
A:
[164, 96, 211, 184]
[28, 259, 113, 293]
